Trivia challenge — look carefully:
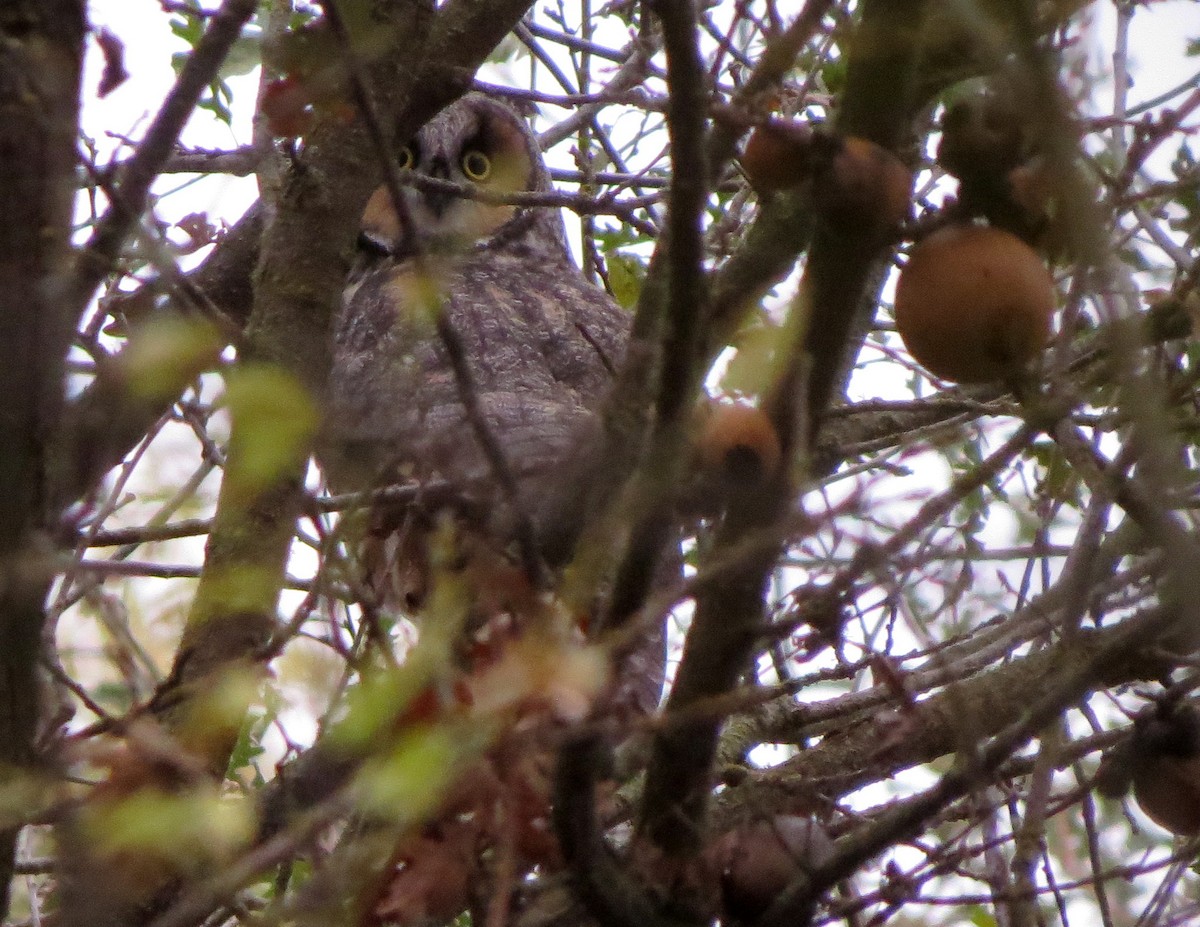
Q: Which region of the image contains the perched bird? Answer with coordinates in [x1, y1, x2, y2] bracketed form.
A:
[320, 94, 631, 606]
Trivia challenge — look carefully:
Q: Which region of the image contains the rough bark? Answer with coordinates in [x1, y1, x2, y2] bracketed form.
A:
[0, 0, 86, 916]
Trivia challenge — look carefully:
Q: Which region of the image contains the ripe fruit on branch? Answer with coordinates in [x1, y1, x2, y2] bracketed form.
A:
[680, 402, 784, 518]
[697, 403, 783, 487]
[741, 124, 912, 242]
[740, 119, 814, 194]
[1130, 702, 1200, 837]
[894, 224, 1055, 384]
[812, 134, 912, 239]
[1097, 701, 1200, 838]
[712, 816, 834, 922]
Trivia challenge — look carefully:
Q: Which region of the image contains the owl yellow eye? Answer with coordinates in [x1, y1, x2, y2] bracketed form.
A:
[398, 146, 415, 170]
[461, 149, 491, 181]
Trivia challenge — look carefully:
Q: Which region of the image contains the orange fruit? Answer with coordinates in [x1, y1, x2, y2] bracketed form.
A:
[697, 403, 782, 484]
[894, 224, 1054, 384]
[814, 135, 911, 238]
[740, 120, 813, 194]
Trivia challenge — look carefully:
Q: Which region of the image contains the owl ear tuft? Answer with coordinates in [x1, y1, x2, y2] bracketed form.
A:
[498, 94, 537, 119]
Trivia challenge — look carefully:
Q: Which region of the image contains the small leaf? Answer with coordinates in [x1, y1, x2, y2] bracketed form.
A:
[335, 670, 435, 748]
[96, 28, 129, 97]
[354, 726, 466, 820]
[375, 825, 476, 924]
[87, 789, 253, 868]
[221, 364, 318, 499]
[115, 316, 224, 402]
[603, 251, 645, 309]
[173, 212, 222, 254]
[226, 709, 269, 784]
[169, 13, 203, 52]
[198, 78, 235, 127]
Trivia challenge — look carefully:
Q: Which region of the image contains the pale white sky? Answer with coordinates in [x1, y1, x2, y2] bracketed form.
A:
[80, 0, 1199, 237]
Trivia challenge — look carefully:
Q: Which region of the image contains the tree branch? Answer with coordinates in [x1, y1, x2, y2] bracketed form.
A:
[64, 0, 259, 332]
[0, 0, 86, 916]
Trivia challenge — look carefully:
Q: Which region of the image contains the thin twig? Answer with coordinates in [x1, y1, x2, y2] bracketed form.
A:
[64, 0, 258, 329]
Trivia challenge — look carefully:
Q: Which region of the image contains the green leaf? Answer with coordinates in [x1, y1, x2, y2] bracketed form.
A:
[966, 905, 999, 927]
[720, 318, 783, 396]
[198, 78, 235, 127]
[88, 790, 254, 864]
[604, 251, 645, 309]
[117, 316, 224, 402]
[353, 725, 470, 820]
[222, 29, 264, 77]
[1030, 439, 1079, 505]
[225, 697, 275, 784]
[221, 364, 318, 500]
[169, 13, 203, 53]
[335, 669, 435, 749]
[94, 681, 136, 713]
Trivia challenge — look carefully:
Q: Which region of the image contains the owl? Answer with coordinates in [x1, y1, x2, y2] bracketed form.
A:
[320, 94, 631, 598]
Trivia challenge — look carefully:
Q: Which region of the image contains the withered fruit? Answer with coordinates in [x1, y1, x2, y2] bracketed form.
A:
[697, 403, 783, 486]
[813, 134, 912, 238]
[1130, 702, 1200, 837]
[936, 85, 1058, 242]
[937, 91, 1025, 183]
[740, 119, 814, 194]
[715, 816, 834, 922]
[894, 223, 1055, 384]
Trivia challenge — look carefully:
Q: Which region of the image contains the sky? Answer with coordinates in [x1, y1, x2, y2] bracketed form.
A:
[78, 0, 1199, 262]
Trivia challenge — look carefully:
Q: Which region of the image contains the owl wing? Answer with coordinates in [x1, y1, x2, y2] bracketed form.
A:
[324, 231, 663, 713]
[321, 245, 629, 512]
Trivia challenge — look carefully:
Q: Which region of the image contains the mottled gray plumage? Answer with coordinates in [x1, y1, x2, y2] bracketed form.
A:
[321, 94, 629, 537]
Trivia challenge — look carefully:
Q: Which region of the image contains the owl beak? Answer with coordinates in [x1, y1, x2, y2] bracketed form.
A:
[426, 156, 454, 217]
[427, 191, 454, 218]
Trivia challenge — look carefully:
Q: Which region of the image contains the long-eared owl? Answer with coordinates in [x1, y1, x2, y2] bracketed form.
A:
[320, 94, 630, 586]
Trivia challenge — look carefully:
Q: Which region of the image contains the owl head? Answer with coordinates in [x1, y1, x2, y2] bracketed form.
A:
[359, 93, 569, 260]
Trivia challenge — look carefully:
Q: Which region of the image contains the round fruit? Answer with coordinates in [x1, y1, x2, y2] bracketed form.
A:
[715, 816, 834, 922]
[697, 403, 783, 485]
[740, 120, 814, 194]
[1129, 702, 1200, 837]
[894, 224, 1055, 384]
[937, 91, 1024, 182]
[813, 134, 912, 238]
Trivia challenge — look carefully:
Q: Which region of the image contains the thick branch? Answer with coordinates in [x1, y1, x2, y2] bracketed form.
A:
[652, 0, 709, 426]
[0, 0, 85, 917]
[638, 482, 783, 856]
[790, 0, 929, 426]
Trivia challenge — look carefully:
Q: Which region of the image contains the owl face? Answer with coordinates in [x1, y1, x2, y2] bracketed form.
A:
[360, 95, 539, 256]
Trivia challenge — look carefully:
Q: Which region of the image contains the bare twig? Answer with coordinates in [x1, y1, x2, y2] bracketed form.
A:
[64, 0, 259, 329]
